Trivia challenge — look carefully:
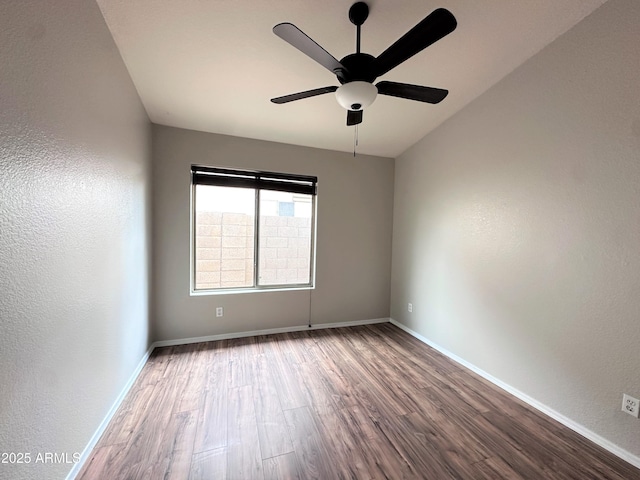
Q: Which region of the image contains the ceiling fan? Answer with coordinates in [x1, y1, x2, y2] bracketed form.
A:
[271, 2, 457, 126]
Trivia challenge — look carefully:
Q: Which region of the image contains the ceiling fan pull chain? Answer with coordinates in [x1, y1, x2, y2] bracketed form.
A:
[353, 124, 359, 157]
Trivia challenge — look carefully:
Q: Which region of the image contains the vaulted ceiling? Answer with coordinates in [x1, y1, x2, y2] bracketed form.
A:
[96, 0, 606, 158]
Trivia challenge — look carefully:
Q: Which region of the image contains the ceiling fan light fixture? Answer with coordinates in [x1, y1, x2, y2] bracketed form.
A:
[335, 81, 377, 111]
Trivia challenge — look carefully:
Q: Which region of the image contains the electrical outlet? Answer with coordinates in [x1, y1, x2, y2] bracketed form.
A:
[216, 307, 224, 318]
[408, 303, 413, 313]
[622, 394, 639, 418]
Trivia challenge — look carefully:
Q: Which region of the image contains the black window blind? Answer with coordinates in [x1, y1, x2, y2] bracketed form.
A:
[191, 166, 317, 196]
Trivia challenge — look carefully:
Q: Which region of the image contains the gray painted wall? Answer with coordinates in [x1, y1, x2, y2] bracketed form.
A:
[152, 125, 393, 341]
[391, 0, 640, 458]
[0, 1, 152, 479]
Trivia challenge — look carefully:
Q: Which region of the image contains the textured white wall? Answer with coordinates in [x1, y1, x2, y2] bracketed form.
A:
[152, 125, 393, 341]
[391, 0, 640, 459]
[0, 1, 151, 479]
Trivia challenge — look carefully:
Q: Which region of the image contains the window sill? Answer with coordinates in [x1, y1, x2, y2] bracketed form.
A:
[190, 285, 314, 296]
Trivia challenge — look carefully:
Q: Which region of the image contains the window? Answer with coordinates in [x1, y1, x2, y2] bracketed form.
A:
[191, 165, 317, 292]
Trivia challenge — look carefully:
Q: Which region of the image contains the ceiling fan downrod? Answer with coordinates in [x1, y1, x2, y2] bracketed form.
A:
[349, 2, 369, 54]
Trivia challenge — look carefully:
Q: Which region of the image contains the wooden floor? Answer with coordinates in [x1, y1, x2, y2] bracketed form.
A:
[78, 323, 640, 479]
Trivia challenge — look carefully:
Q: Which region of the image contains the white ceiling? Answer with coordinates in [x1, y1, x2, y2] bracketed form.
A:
[96, 0, 606, 158]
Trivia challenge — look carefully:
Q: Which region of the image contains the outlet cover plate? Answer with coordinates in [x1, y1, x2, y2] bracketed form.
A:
[622, 394, 639, 418]
[216, 307, 224, 317]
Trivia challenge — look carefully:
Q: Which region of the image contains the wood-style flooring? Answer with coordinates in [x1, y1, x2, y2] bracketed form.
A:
[77, 323, 640, 479]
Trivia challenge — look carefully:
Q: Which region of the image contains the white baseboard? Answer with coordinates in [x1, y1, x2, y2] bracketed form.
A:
[389, 318, 640, 470]
[153, 317, 390, 348]
[65, 345, 154, 480]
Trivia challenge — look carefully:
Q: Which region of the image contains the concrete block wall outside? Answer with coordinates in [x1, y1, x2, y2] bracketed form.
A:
[195, 212, 311, 289]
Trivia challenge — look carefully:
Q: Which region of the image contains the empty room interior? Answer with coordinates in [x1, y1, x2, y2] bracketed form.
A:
[2, 0, 640, 479]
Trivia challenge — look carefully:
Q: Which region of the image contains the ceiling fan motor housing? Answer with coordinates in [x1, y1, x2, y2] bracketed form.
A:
[336, 53, 376, 84]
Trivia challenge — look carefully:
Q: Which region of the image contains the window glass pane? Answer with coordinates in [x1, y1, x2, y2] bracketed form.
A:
[194, 185, 255, 290]
[258, 190, 312, 286]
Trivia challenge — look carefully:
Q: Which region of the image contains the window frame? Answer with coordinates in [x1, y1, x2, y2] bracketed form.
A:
[190, 165, 317, 295]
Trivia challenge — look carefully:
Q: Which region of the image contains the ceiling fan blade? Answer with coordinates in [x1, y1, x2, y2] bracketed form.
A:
[371, 8, 457, 78]
[273, 23, 348, 77]
[347, 109, 363, 126]
[376, 81, 448, 104]
[271, 86, 338, 104]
